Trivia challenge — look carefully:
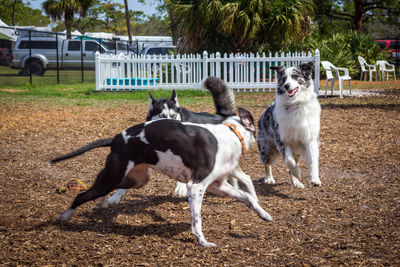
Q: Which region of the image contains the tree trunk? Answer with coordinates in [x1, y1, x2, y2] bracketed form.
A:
[65, 12, 73, 39]
[353, 0, 364, 32]
[123, 0, 132, 43]
[12, 0, 17, 26]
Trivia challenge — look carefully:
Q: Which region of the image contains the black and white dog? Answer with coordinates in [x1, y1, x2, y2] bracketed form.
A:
[257, 62, 321, 188]
[57, 107, 272, 247]
[51, 77, 240, 206]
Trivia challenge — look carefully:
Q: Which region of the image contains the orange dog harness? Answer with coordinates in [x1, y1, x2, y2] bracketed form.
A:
[223, 122, 247, 153]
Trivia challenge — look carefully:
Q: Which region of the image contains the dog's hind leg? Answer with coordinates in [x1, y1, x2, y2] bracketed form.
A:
[58, 168, 116, 221]
[187, 181, 215, 247]
[260, 148, 279, 184]
[284, 148, 304, 188]
[207, 179, 272, 222]
[58, 154, 141, 222]
[94, 189, 127, 209]
[104, 189, 128, 207]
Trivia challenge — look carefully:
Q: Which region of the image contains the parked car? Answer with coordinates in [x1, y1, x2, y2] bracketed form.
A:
[102, 41, 135, 54]
[376, 39, 400, 65]
[10, 37, 111, 75]
[141, 45, 176, 58]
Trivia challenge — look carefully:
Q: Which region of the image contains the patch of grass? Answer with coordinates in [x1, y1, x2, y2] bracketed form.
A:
[1, 62, 399, 108]
[0, 81, 217, 107]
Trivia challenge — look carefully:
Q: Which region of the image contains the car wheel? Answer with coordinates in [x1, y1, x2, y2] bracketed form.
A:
[25, 60, 44, 76]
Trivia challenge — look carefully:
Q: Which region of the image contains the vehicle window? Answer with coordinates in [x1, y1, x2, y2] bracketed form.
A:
[68, 41, 81, 51]
[103, 42, 115, 50]
[389, 41, 400, 49]
[377, 41, 387, 49]
[147, 48, 163, 55]
[18, 41, 57, 49]
[118, 43, 128, 51]
[85, 41, 99, 51]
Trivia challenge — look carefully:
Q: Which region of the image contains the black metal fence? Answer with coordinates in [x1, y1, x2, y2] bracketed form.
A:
[0, 26, 173, 87]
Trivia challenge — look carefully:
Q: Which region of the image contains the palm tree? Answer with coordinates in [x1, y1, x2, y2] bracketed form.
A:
[43, 0, 95, 39]
[266, 0, 313, 50]
[167, 0, 313, 53]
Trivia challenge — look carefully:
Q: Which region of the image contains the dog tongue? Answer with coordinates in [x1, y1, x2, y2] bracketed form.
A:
[288, 87, 298, 96]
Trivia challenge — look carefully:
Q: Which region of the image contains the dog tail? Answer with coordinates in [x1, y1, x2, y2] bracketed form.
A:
[50, 138, 113, 164]
[203, 77, 236, 117]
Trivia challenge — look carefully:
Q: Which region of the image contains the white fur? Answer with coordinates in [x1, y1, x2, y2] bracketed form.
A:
[121, 130, 132, 144]
[276, 76, 321, 186]
[136, 130, 149, 144]
[153, 149, 192, 183]
[260, 66, 321, 187]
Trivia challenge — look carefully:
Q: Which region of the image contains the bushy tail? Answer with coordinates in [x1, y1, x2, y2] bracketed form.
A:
[203, 77, 236, 117]
[50, 138, 113, 164]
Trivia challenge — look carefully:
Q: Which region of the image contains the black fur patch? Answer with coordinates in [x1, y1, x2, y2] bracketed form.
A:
[122, 119, 218, 182]
[257, 102, 285, 164]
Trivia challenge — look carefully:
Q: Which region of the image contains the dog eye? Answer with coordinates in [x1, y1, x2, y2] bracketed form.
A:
[171, 114, 177, 119]
[159, 114, 166, 118]
[292, 75, 299, 79]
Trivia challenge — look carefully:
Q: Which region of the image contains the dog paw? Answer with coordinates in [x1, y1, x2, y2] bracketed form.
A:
[263, 176, 276, 184]
[259, 210, 273, 222]
[292, 179, 305, 189]
[311, 179, 322, 187]
[199, 241, 217, 247]
[173, 182, 188, 197]
[57, 209, 74, 222]
[106, 197, 121, 207]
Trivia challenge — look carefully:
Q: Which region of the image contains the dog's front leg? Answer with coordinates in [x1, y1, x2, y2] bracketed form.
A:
[231, 167, 258, 201]
[305, 140, 321, 186]
[187, 181, 215, 247]
[207, 180, 272, 222]
[284, 147, 304, 188]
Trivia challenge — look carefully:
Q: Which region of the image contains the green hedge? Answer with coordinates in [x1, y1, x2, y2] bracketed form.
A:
[286, 31, 390, 79]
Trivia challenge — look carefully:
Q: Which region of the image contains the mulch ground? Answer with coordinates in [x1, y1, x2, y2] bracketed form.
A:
[0, 90, 399, 266]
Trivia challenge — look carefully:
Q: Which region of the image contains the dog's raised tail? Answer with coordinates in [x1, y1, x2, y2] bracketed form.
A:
[203, 77, 236, 117]
[50, 138, 113, 164]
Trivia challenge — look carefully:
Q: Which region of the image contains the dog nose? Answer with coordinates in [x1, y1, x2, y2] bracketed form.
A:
[284, 84, 290, 91]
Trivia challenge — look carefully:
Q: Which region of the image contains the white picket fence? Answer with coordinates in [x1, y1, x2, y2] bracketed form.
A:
[95, 49, 320, 94]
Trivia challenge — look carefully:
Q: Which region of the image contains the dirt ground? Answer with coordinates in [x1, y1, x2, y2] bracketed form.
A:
[0, 90, 399, 266]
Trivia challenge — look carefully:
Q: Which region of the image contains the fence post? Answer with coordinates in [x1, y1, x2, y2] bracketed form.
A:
[202, 51, 208, 80]
[95, 51, 100, 91]
[55, 32, 60, 84]
[314, 49, 320, 95]
[80, 36, 84, 83]
[216, 52, 221, 78]
[29, 30, 32, 85]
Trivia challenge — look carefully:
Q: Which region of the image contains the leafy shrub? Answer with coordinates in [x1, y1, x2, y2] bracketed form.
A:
[284, 30, 390, 79]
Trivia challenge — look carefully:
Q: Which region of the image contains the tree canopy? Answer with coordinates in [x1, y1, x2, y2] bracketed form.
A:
[0, 0, 50, 26]
[43, 0, 95, 38]
[166, 0, 313, 53]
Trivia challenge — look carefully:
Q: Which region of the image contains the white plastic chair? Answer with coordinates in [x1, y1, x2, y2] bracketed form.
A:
[358, 56, 377, 81]
[376, 60, 396, 81]
[321, 61, 351, 98]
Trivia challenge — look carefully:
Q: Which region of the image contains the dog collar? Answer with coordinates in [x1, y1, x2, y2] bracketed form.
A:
[223, 122, 247, 153]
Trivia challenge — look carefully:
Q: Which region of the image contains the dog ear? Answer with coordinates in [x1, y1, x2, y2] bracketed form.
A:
[238, 107, 255, 132]
[299, 62, 314, 78]
[148, 91, 155, 111]
[270, 65, 285, 73]
[148, 91, 156, 103]
[170, 89, 180, 107]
